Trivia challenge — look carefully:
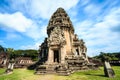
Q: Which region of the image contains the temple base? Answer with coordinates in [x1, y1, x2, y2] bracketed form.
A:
[35, 56, 92, 75]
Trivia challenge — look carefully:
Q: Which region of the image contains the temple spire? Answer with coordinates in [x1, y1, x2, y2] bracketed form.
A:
[47, 7, 74, 35]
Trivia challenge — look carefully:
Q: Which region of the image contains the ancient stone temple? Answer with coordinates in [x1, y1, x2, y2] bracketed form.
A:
[0, 52, 8, 68]
[14, 57, 33, 68]
[36, 8, 89, 75]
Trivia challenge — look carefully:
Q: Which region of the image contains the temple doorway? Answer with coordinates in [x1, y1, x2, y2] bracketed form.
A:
[76, 49, 79, 55]
[54, 50, 60, 63]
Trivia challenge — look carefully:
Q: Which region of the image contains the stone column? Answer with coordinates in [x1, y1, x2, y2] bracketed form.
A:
[60, 46, 66, 63]
[104, 61, 115, 78]
[8, 63, 11, 69]
[11, 63, 15, 70]
[78, 47, 81, 56]
[42, 49, 44, 58]
[47, 48, 53, 64]
[3, 59, 7, 65]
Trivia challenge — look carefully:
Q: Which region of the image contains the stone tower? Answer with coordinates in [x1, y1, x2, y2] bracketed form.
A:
[36, 8, 89, 75]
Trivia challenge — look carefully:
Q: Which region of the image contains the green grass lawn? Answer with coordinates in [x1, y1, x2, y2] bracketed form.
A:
[0, 66, 119, 80]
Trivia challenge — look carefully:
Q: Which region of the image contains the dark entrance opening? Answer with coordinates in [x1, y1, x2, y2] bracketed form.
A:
[76, 49, 79, 55]
[54, 50, 59, 63]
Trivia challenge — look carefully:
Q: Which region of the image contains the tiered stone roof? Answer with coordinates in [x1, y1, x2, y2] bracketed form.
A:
[47, 8, 74, 35]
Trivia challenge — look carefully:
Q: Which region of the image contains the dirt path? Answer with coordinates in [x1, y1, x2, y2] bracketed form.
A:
[36, 75, 55, 80]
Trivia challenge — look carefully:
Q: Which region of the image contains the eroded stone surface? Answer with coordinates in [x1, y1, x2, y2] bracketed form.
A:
[104, 61, 115, 78]
[36, 7, 89, 75]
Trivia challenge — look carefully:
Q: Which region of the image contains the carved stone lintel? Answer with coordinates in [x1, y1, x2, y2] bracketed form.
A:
[48, 27, 66, 46]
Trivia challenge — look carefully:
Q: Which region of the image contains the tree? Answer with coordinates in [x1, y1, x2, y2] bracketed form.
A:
[9, 49, 38, 61]
[6, 48, 14, 53]
[94, 52, 120, 61]
[0, 45, 5, 52]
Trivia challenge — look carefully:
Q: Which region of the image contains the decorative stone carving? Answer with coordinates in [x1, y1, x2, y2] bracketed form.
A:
[47, 8, 74, 35]
[80, 39, 87, 58]
[48, 26, 66, 46]
[36, 7, 90, 75]
[73, 34, 79, 41]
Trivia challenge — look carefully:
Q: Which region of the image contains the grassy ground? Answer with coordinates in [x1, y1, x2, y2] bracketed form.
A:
[0, 66, 119, 80]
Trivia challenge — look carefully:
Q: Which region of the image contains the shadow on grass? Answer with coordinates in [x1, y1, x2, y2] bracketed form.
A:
[85, 73, 105, 77]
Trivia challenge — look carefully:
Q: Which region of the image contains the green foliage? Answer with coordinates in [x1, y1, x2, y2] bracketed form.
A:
[0, 45, 5, 52]
[6, 48, 14, 53]
[9, 49, 38, 61]
[0, 66, 120, 80]
[0, 44, 38, 61]
[94, 52, 120, 61]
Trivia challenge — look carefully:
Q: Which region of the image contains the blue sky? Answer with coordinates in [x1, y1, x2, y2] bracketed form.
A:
[0, 0, 120, 56]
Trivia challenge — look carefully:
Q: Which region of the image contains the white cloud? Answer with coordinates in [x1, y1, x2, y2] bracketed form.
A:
[10, 0, 79, 19]
[6, 32, 22, 40]
[80, 0, 90, 6]
[84, 4, 101, 16]
[25, 24, 47, 40]
[0, 0, 120, 56]
[75, 20, 94, 36]
[0, 12, 45, 40]
[82, 0, 118, 18]
[0, 0, 79, 40]
[0, 12, 32, 32]
[20, 25, 47, 50]
[30, 0, 79, 19]
[75, 7, 120, 56]
[20, 41, 41, 50]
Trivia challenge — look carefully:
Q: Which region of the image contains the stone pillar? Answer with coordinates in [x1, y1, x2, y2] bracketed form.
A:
[47, 48, 53, 64]
[8, 63, 11, 69]
[60, 46, 66, 63]
[11, 63, 15, 70]
[3, 59, 7, 65]
[78, 47, 81, 56]
[5, 59, 15, 74]
[104, 61, 115, 78]
[42, 49, 44, 58]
